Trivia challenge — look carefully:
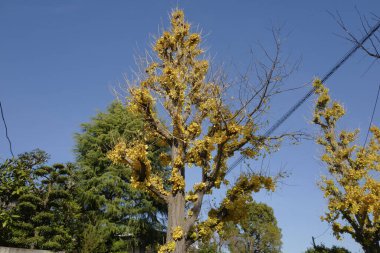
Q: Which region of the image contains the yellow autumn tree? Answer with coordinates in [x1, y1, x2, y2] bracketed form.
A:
[108, 10, 294, 252]
[313, 80, 380, 253]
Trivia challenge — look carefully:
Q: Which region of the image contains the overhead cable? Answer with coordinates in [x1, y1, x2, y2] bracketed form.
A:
[364, 82, 380, 147]
[226, 19, 380, 175]
[0, 101, 15, 158]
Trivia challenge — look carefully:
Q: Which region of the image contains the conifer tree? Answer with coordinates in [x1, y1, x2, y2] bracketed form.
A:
[0, 150, 80, 252]
[304, 245, 351, 253]
[0, 150, 45, 245]
[108, 10, 295, 252]
[75, 101, 167, 252]
[313, 80, 380, 253]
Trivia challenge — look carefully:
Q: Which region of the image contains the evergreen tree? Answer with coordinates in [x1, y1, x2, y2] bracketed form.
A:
[0, 150, 80, 252]
[0, 150, 44, 246]
[75, 101, 167, 252]
[304, 244, 351, 253]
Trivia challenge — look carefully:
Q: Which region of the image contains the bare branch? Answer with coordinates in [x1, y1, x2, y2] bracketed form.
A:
[331, 10, 380, 59]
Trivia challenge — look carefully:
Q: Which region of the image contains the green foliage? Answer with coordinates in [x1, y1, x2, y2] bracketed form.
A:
[304, 244, 351, 253]
[222, 201, 282, 253]
[188, 242, 219, 253]
[189, 201, 281, 253]
[0, 149, 80, 252]
[198, 243, 219, 253]
[80, 221, 110, 253]
[74, 101, 166, 252]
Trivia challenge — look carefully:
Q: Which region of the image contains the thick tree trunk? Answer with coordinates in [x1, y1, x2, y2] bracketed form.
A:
[167, 193, 186, 253]
[362, 243, 380, 253]
[356, 234, 380, 253]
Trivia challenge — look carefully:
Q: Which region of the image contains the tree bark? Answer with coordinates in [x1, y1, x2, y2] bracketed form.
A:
[356, 232, 380, 253]
[167, 193, 186, 253]
[362, 242, 380, 253]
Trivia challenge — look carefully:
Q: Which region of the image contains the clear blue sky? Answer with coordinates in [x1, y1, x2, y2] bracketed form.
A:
[1, 1, 379, 252]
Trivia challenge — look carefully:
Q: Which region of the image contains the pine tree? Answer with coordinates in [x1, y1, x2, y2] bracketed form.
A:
[0, 150, 80, 252]
[0, 150, 45, 246]
[304, 245, 351, 253]
[75, 101, 167, 252]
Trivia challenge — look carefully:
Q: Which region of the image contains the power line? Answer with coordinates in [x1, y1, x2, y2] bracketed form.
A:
[364, 82, 380, 147]
[311, 225, 331, 249]
[0, 101, 15, 158]
[313, 225, 331, 239]
[226, 19, 380, 175]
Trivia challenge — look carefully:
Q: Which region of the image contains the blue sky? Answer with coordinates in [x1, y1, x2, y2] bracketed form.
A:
[1, 1, 380, 252]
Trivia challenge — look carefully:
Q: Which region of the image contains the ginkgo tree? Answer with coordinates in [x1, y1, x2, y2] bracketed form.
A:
[108, 10, 296, 252]
[313, 80, 380, 253]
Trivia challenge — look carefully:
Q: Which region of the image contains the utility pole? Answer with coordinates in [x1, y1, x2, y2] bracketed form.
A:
[312, 236, 317, 249]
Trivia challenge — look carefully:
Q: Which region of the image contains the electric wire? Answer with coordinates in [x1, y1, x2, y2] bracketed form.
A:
[0, 101, 15, 158]
[226, 19, 380, 175]
[313, 225, 331, 239]
[364, 82, 380, 147]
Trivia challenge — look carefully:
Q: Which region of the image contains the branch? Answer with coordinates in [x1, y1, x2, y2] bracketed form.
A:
[146, 183, 169, 203]
[142, 103, 173, 142]
[332, 11, 380, 59]
[184, 142, 228, 235]
[184, 191, 205, 234]
[341, 212, 360, 237]
[109, 147, 169, 203]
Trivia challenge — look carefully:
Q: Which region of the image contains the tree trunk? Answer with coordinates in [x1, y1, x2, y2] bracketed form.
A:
[362, 243, 380, 253]
[167, 193, 186, 253]
[356, 234, 380, 253]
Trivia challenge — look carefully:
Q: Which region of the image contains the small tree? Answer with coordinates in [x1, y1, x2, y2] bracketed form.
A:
[313, 80, 380, 252]
[223, 201, 282, 253]
[108, 10, 296, 252]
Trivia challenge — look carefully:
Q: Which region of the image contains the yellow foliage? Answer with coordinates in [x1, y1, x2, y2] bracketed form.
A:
[217, 174, 275, 222]
[313, 80, 380, 244]
[158, 241, 176, 253]
[196, 217, 223, 241]
[147, 175, 169, 196]
[108, 141, 152, 183]
[169, 168, 185, 193]
[159, 153, 171, 166]
[241, 147, 258, 158]
[108, 9, 284, 250]
[193, 182, 207, 192]
[185, 193, 198, 202]
[171, 226, 184, 241]
[186, 122, 201, 138]
[107, 142, 128, 165]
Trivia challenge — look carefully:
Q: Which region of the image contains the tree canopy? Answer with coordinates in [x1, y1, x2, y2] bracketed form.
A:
[0, 150, 80, 252]
[224, 201, 282, 253]
[75, 101, 165, 252]
[75, 101, 167, 252]
[304, 244, 351, 253]
[313, 80, 380, 252]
